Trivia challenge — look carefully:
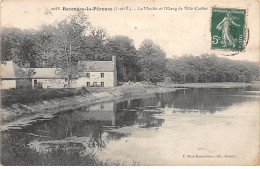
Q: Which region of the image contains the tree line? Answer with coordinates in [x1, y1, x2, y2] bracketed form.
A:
[166, 54, 259, 83]
[1, 12, 259, 84]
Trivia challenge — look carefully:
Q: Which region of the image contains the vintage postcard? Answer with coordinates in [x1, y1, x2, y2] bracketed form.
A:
[0, 0, 259, 166]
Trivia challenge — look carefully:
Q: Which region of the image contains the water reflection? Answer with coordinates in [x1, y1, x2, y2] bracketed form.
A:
[1, 88, 259, 165]
[76, 102, 117, 125]
[150, 88, 259, 113]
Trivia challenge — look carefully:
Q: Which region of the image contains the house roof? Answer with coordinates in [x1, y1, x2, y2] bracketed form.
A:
[31, 68, 64, 79]
[79, 61, 115, 72]
[0, 61, 27, 79]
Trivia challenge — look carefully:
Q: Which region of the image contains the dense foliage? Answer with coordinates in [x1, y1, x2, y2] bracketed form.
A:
[1, 13, 259, 84]
[166, 54, 259, 83]
[137, 40, 166, 83]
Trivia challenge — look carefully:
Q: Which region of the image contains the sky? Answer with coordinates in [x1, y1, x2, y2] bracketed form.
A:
[1, 0, 259, 62]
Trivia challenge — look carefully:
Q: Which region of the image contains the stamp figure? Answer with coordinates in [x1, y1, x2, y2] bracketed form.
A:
[211, 7, 246, 51]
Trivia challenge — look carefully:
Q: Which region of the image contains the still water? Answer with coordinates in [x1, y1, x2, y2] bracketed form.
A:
[1, 88, 259, 165]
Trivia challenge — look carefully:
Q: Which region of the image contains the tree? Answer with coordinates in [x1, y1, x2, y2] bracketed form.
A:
[15, 62, 36, 89]
[137, 40, 166, 83]
[107, 36, 139, 82]
[33, 25, 56, 67]
[80, 27, 111, 61]
[49, 12, 91, 88]
[1, 28, 37, 67]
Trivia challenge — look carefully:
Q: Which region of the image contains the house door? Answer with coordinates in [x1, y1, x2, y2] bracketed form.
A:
[33, 80, 37, 88]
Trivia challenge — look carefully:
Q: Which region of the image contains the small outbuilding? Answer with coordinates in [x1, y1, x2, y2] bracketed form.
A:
[0, 61, 28, 89]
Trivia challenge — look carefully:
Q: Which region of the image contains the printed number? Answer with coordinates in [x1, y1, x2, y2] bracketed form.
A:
[212, 35, 220, 44]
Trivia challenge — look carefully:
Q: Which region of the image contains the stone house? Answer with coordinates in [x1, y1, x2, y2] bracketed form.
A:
[72, 56, 117, 88]
[0, 56, 117, 89]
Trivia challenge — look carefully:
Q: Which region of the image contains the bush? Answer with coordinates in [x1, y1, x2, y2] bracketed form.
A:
[1, 88, 85, 107]
[164, 77, 171, 83]
[79, 86, 88, 95]
[1, 134, 102, 166]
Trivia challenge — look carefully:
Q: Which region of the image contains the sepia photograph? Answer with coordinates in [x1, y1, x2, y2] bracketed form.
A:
[0, 0, 259, 166]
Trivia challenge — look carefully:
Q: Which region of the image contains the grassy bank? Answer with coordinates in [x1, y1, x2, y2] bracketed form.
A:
[1, 83, 162, 108]
[1, 88, 88, 107]
[1, 136, 118, 166]
[1, 83, 154, 107]
[1, 144, 101, 166]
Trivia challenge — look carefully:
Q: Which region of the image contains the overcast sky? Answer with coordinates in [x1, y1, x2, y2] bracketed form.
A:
[1, 0, 259, 62]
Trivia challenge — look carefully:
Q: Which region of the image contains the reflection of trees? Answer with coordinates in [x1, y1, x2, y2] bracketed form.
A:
[116, 100, 165, 127]
[91, 125, 106, 148]
[105, 132, 128, 141]
[141, 88, 258, 113]
[25, 111, 110, 149]
[115, 110, 164, 128]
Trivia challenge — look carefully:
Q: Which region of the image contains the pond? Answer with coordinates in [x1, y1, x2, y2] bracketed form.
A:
[1, 87, 259, 165]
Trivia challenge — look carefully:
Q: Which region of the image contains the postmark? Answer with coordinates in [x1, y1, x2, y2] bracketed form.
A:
[211, 7, 247, 52]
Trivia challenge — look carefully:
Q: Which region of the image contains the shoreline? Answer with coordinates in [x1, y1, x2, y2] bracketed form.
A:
[1, 83, 179, 131]
[1, 82, 259, 131]
[157, 82, 260, 88]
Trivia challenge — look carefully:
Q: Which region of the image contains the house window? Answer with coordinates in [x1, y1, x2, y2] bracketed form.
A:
[101, 73, 104, 78]
[34, 80, 37, 85]
[93, 82, 97, 87]
[86, 73, 90, 78]
[101, 82, 104, 87]
[86, 82, 90, 87]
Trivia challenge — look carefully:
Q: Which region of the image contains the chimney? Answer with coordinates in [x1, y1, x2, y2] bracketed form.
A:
[112, 55, 116, 70]
[112, 55, 117, 87]
[112, 55, 116, 63]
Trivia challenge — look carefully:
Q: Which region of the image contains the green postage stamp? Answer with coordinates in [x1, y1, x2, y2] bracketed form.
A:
[211, 7, 247, 51]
